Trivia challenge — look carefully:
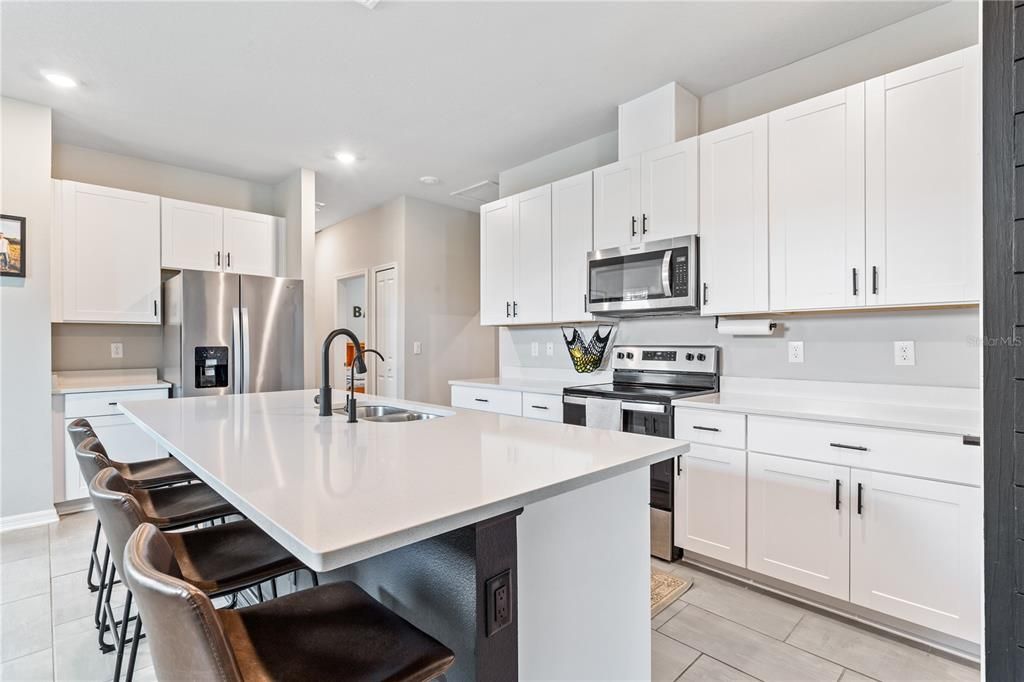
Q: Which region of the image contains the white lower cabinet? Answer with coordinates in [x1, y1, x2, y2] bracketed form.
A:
[674, 444, 746, 566]
[849, 469, 981, 640]
[747, 452, 851, 600]
[64, 413, 167, 501]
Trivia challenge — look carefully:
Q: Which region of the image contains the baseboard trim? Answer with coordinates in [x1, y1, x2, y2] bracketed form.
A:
[55, 499, 93, 515]
[0, 507, 59, 533]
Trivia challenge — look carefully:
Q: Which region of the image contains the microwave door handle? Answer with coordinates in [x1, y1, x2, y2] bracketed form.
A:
[661, 250, 673, 297]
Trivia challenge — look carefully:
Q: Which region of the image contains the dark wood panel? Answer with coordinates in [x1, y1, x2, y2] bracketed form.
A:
[1017, 114, 1024, 165]
[1018, 274, 1024, 323]
[473, 510, 520, 682]
[1017, 7, 1024, 60]
[1015, 432, 1024, 487]
[1015, 60, 1024, 113]
[1016, 221, 1024, 273]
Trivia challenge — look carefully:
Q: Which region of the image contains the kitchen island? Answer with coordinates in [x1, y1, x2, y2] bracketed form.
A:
[120, 389, 687, 681]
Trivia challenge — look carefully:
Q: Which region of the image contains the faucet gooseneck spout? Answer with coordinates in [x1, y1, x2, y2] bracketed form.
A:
[319, 328, 366, 417]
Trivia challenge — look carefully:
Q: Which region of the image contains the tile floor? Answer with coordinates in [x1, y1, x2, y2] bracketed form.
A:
[650, 558, 981, 682]
[0, 510, 983, 682]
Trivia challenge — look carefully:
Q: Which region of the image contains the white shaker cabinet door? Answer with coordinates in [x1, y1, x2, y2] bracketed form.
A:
[865, 46, 980, 306]
[699, 115, 769, 316]
[161, 198, 224, 272]
[747, 453, 850, 600]
[513, 185, 553, 325]
[641, 137, 699, 242]
[480, 198, 517, 325]
[61, 181, 162, 324]
[850, 470, 981, 641]
[675, 444, 747, 567]
[769, 84, 866, 311]
[593, 157, 641, 251]
[223, 208, 279, 277]
[551, 171, 594, 323]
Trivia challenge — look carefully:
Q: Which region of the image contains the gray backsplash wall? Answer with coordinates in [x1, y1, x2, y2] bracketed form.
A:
[500, 307, 981, 388]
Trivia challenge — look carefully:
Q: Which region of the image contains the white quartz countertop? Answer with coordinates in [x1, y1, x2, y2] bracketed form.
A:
[120, 390, 686, 571]
[52, 369, 171, 395]
[673, 381, 981, 437]
[448, 377, 592, 395]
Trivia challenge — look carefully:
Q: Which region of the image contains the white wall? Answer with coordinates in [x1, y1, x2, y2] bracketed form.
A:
[1, 98, 55, 522]
[273, 168, 317, 386]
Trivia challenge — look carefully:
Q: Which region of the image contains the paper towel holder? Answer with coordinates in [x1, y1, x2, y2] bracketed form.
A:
[714, 316, 778, 335]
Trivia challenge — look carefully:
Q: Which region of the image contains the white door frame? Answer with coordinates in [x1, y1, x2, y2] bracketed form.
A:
[333, 269, 369, 388]
[370, 262, 402, 399]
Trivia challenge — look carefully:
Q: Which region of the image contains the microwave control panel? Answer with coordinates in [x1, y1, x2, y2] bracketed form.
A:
[672, 248, 689, 297]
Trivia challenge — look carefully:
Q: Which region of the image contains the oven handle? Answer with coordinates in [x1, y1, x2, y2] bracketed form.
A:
[661, 250, 673, 297]
[563, 396, 587, 406]
[561, 396, 667, 414]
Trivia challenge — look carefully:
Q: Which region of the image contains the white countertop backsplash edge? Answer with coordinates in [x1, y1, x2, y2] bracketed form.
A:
[717, 376, 980, 411]
[52, 369, 171, 394]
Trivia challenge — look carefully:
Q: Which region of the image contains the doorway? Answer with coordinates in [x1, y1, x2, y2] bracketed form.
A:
[373, 265, 399, 398]
[334, 271, 368, 394]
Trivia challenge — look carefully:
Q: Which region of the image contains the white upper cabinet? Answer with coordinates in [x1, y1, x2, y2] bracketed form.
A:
[223, 208, 279, 277]
[479, 187, 552, 326]
[769, 84, 866, 311]
[60, 181, 162, 324]
[850, 470, 981, 641]
[699, 115, 769, 316]
[161, 198, 224, 272]
[641, 137, 700, 242]
[593, 157, 641, 251]
[551, 171, 594, 323]
[865, 46, 980, 306]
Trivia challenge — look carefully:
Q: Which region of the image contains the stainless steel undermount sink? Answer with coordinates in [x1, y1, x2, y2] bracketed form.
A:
[332, 404, 442, 423]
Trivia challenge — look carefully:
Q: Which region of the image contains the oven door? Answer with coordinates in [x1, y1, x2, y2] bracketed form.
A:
[587, 236, 697, 314]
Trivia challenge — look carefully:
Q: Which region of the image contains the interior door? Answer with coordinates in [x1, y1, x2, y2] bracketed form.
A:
[675, 444, 747, 566]
[699, 115, 769, 315]
[223, 208, 278, 277]
[513, 185, 553, 325]
[239, 275, 303, 394]
[769, 84, 865, 311]
[641, 137, 699, 241]
[479, 199, 516, 325]
[552, 171, 594, 323]
[593, 157, 641, 250]
[374, 267, 399, 398]
[160, 198, 224, 272]
[747, 452, 850, 599]
[850, 470, 981, 641]
[865, 46, 980, 306]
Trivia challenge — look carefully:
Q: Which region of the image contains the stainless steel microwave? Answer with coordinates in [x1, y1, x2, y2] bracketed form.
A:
[586, 236, 698, 316]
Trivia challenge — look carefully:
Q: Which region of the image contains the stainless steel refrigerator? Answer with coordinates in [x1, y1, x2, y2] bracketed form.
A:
[161, 270, 304, 398]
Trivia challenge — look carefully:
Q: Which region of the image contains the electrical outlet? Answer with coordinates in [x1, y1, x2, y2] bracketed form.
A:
[413, 341, 422, 355]
[894, 340, 916, 366]
[788, 341, 804, 364]
[110, 342, 124, 359]
[485, 570, 512, 636]
[545, 342, 554, 357]
[530, 342, 539, 357]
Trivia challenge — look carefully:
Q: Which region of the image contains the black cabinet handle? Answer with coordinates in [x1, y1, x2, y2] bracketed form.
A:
[703, 283, 709, 306]
[871, 266, 879, 294]
[677, 454, 683, 476]
[631, 216, 637, 237]
[829, 442, 868, 451]
[226, 252, 231, 268]
[108, 402, 118, 406]
[474, 398, 490, 403]
[642, 213, 648, 235]
[513, 301, 518, 317]
[153, 300, 158, 317]
[857, 483, 864, 515]
[530, 405, 549, 410]
[692, 425, 720, 432]
[835, 479, 841, 510]
[852, 268, 858, 296]
[216, 251, 221, 267]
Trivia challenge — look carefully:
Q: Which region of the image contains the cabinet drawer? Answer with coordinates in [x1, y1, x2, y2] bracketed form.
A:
[451, 386, 522, 416]
[674, 407, 746, 449]
[64, 388, 169, 419]
[748, 415, 980, 486]
[521, 392, 563, 422]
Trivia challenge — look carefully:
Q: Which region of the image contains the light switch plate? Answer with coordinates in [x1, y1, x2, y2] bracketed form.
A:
[894, 341, 915, 366]
[110, 342, 124, 359]
[788, 341, 804, 364]
[413, 341, 422, 355]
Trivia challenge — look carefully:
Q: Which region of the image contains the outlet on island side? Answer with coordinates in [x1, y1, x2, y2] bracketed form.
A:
[485, 569, 512, 637]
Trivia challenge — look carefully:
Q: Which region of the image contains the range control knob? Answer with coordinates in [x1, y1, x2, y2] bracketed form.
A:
[696, 353, 706, 362]
[626, 352, 634, 360]
[616, 352, 625, 360]
[685, 353, 695, 361]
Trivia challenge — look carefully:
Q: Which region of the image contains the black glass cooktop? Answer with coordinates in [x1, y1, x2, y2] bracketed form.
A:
[563, 383, 712, 403]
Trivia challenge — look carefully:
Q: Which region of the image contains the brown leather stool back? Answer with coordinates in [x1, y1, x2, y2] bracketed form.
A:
[76, 437, 115, 490]
[88, 467, 153, 576]
[67, 418, 96, 449]
[122, 523, 243, 681]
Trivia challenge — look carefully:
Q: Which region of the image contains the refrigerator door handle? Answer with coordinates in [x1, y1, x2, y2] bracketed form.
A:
[240, 307, 251, 393]
[232, 307, 243, 394]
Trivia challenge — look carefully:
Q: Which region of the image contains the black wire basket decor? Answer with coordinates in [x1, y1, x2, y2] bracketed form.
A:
[561, 324, 614, 374]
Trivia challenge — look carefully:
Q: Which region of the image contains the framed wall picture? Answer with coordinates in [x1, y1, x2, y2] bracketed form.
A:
[0, 214, 26, 278]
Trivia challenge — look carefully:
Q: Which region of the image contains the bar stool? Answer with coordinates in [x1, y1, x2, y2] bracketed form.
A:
[77, 437, 236, 650]
[90, 467, 316, 682]
[67, 418, 198, 593]
[123, 522, 456, 682]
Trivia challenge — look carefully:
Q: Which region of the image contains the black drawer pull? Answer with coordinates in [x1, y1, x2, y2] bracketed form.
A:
[530, 405, 549, 410]
[857, 482, 864, 515]
[693, 425, 721, 432]
[474, 398, 489, 403]
[835, 479, 841, 511]
[107, 402, 118, 406]
[829, 442, 868, 452]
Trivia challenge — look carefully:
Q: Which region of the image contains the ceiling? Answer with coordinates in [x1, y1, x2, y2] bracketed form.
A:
[1, 1, 942, 229]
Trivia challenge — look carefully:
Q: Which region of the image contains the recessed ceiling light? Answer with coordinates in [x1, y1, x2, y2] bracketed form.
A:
[335, 151, 357, 165]
[42, 71, 77, 88]
[419, 176, 441, 185]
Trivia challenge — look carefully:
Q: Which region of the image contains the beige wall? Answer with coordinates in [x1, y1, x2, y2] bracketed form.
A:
[51, 323, 163, 372]
[1, 98, 55, 520]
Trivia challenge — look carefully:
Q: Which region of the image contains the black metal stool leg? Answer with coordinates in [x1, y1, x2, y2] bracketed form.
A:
[113, 591, 132, 681]
[93, 546, 110, 629]
[97, 563, 116, 653]
[124, 615, 143, 682]
[87, 519, 103, 592]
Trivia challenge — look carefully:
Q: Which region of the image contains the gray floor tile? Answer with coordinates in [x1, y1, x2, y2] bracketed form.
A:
[129, 665, 158, 682]
[48, 512, 96, 548]
[680, 655, 759, 682]
[661, 605, 843, 682]
[53, 615, 115, 682]
[50, 570, 124, 627]
[653, 598, 688, 630]
[1, 594, 51, 663]
[1, 555, 50, 605]
[786, 613, 978, 682]
[841, 670, 879, 682]
[674, 566, 806, 640]
[0, 528, 48, 565]
[0, 648, 53, 681]
[652, 631, 700, 682]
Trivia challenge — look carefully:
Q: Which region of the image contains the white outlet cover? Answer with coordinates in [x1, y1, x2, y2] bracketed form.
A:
[894, 340, 916, 366]
[413, 341, 422, 355]
[545, 342, 555, 357]
[530, 342, 539, 357]
[788, 341, 804, 364]
[110, 342, 124, 359]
